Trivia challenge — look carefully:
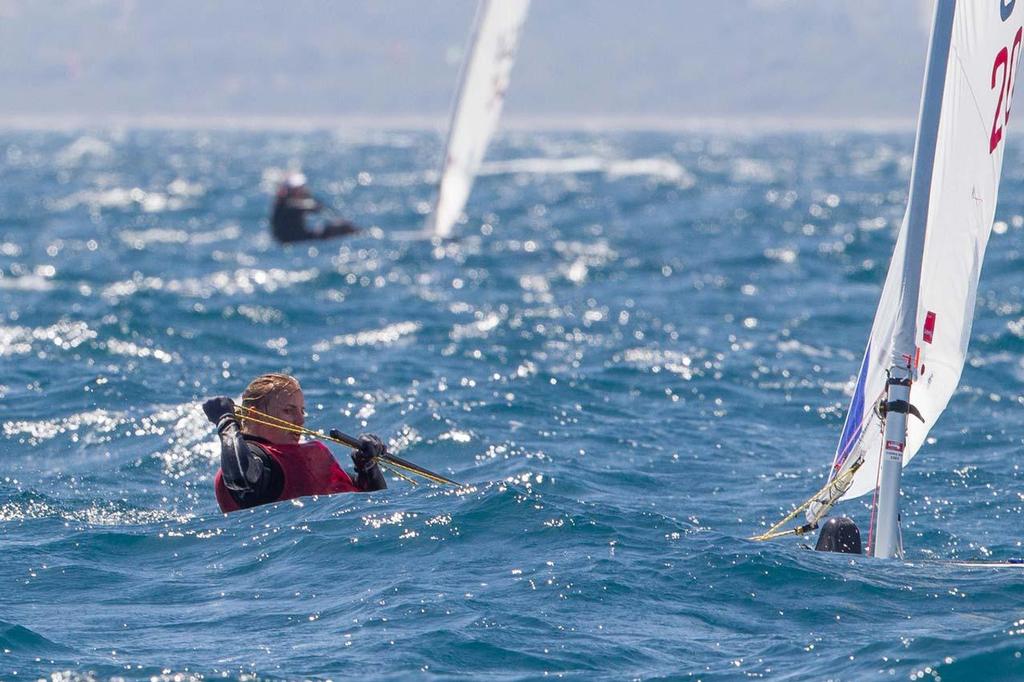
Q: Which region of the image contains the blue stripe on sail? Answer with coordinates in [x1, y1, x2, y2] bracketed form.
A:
[833, 342, 872, 473]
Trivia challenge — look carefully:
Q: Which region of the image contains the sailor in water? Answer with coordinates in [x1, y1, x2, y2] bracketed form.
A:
[270, 173, 359, 244]
[202, 373, 386, 513]
[814, 517, 862, 554]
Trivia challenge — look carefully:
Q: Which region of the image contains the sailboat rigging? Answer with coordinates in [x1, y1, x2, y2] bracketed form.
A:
[426, 0, 530, 239]
[753, 0, 1024, 559]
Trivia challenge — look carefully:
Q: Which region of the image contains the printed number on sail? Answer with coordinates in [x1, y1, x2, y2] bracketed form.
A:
[990, 27, 1023, 153]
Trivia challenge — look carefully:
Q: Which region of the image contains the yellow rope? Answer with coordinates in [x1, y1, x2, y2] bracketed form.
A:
[751, 393, 886, 542]
[748, 458, 863, 542]
[234, 406, 313, 437]
[379, 462, 419, 486]
[231, 404, 459, 487]
[752, 525, 816, 541]
[375, 455, 460, 486]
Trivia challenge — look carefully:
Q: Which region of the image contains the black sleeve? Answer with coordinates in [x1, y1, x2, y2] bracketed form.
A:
[355, 463, 388, 492]
[319, 219, 359, 239]
[216, 416, 284, 508]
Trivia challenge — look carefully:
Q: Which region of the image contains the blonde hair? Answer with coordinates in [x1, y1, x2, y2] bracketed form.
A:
[240, 373, 301, 426]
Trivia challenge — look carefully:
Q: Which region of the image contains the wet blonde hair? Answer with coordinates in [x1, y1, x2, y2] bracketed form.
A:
[240, 373, 301, 426]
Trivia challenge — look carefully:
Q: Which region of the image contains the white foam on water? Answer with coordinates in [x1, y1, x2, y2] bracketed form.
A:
[119, 227, 191, 248]
[117, 222, 238, 249]
[439, 430, 473, 443]
[101, 266, 318, 300]
[55, 135, 113, 166]
[0, 274, 55, 291]
[620, 348, 698, 380]
[4, 408, 121, 443]
[776, 339, 834, 359]
[0, 499, 191, 525]
[49, 186, 185, 213]
[451, 312, 502, 341]
[0, 320, 97, 355]
[606, 158, 696, 187]
[103, 338, 176, 364]
[166, 178, 205, 197]
[312, 321, 421, 351]
[479, 155, 695, 186]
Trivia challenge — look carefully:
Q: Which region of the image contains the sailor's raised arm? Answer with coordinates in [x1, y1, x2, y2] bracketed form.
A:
[202, 396, 270, 494]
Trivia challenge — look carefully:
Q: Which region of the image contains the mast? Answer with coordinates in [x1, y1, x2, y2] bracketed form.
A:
[871, 0, 957, 559]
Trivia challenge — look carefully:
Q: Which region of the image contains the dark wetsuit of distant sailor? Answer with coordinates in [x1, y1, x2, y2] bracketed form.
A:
[202, 373, 386, 512]
[271, 174, 359, 244]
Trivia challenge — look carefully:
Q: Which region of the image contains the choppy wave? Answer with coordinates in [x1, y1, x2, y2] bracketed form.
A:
[0, 620, 75, 655]
[2, 129, 1024, 680]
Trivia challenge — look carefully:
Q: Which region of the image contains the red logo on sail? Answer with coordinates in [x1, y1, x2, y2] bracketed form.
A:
[922, 311, 937, 343]
[885, 440, 905, 453]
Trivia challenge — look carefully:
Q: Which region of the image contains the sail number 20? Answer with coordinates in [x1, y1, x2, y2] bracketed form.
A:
[990, 27, 1023, 153]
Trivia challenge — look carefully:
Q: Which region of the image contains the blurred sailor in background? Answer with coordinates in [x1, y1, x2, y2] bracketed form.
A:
[270, 173, 359, 243]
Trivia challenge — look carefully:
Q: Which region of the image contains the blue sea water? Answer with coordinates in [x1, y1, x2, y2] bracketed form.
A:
[2, 127, 1024, 681]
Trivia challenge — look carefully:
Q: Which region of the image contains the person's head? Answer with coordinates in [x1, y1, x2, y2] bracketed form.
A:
[814, 516, 862, 554]
[240, 373, 305, 444]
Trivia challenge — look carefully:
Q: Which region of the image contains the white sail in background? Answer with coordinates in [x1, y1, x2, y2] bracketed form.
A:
[825, 0, 1023, 507]
[428, 0, 530, 239]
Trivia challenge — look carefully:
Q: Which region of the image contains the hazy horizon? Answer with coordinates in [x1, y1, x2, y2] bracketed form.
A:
[0, 112, 922, 133]
[0, 1, 935, 126]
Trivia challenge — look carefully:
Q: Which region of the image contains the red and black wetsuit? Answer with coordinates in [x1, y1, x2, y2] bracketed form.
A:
[212, 414, 386, 512]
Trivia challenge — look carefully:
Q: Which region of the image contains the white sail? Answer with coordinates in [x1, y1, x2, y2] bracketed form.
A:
[427, 0, 530, 239]
[827, 0, 1023, 506]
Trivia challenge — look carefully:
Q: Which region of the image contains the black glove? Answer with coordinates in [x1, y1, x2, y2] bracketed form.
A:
[202, 396, 236, 425]
[351, 433, 386, 472]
